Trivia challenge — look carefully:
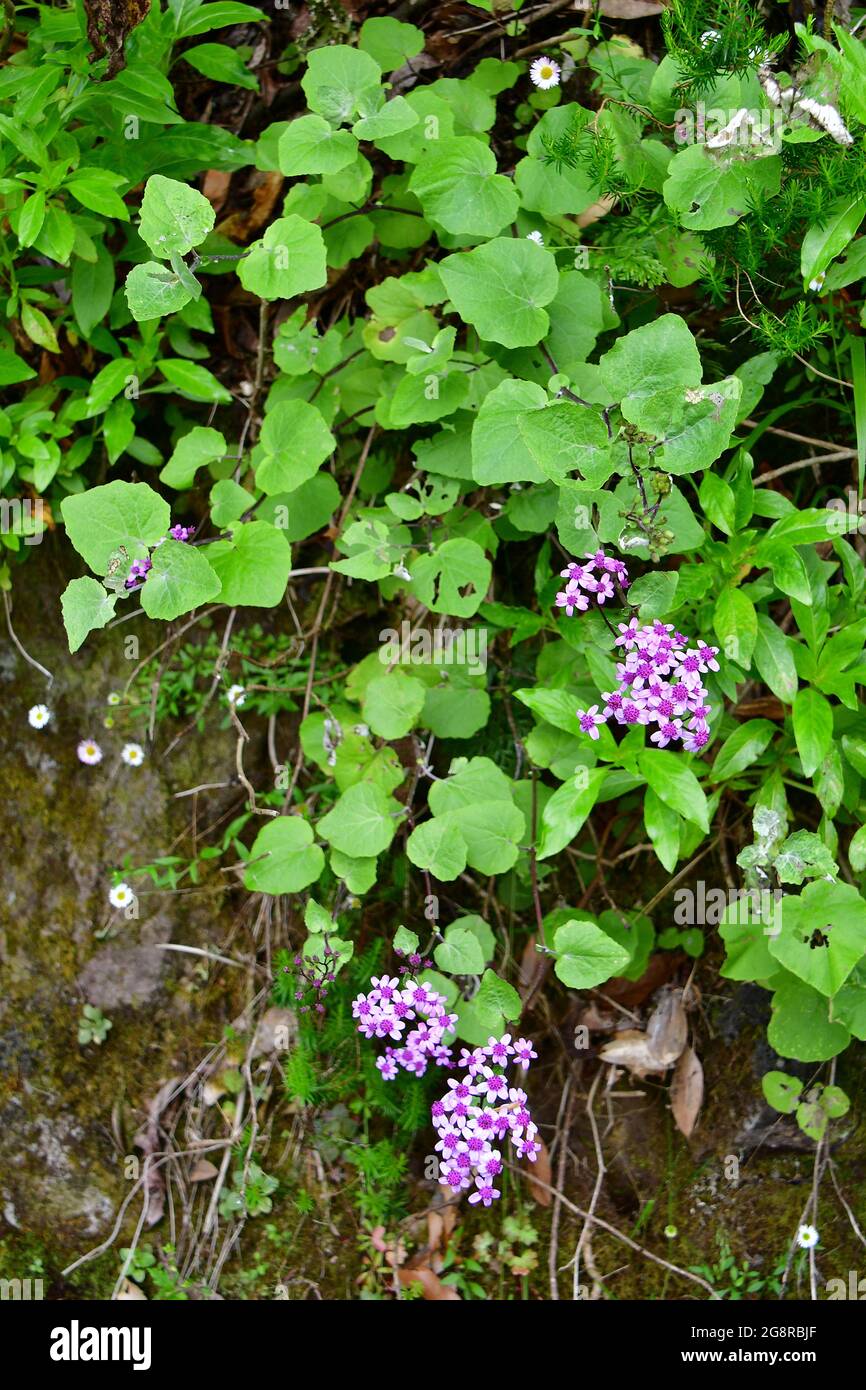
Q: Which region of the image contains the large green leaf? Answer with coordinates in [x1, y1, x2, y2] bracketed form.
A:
[61, 577, 118, 653]
[160, 426, 226, 489]
[410, 538, 491, 617]
[768, 975, 850, 1062]
[278, 115, 359, 175]
[434, 924, 486, 976]
[318, 783, 401, 857]
[471, 379, 548, 485]
[638, 748, 709, 832]
[140, 539, 222, 620]
[753, 615, 798, 704]
[362, 669, 427, 739]
[710, 720, 776, 781]
[206, 522, 292, 607]
[406, 756, 525, 880]
[256, 399, 335, 494]
[410, 137, 518, 237]
[243, 816, 325, 895]
[438, 238, 559, 348]
[800, 196, 866, 291]
[792, 687, 833, 777]
[301, 44, 382, 123]
[238, 216, 327, 300]
[537, 768, 606, 860]
[663, 145, 782, 230]
[518, 401, 613, 488]
[138, 174, 215, 257]
[61, 481, 170, 575]
[553, 918, 631, 989]
[769, 881, 866, 996]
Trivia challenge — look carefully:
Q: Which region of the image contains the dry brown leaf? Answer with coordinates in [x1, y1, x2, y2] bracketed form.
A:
[518, 932, 547, 999]
[599, 987, 687, 1078]
[577, 195, 617, 228]
[189, 1158, 219, 1183]
[132, 1077, 179, 1227]
[524, 1136, 553, 1207]
[398, 1267, 461, 1300]
[577, 0, 663, 16]
[734, 697, 786, 721]
[250, 1006, 295, 1059]
[670, 1045, 704, 1138]
[372, 1225, 408, 1269]
[576, 1002, 619, 1032]
[426, 1201, 458, 1272]
[217, 171, 284, 242]
[116, 1278, 148, 1300]
[201, 169, 232, 214]
[202, 1080, 226, 1106]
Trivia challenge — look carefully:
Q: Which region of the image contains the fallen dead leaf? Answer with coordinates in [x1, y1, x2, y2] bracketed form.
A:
[116, 1278, 147, 1300]
[576, 1001, 619, 1032]
[734, 697, 786, 721]
[250, 1006, 295, 1059]
[518, 932, 547, 999]
[525, 1136, 553, 1207]
[371, 1225, 408, 1269]
[670, 1044, 704, 1138]
[398, 1267, 461, 1300]
[577, 195, 617, 229]
[427, 1202, 458, 1269]
[217, 171, 284, 242]
[599, 987, 688, 1078]
[202, 169, 232, 214]
[202, 1080, 226, 1106]
[133, 1077, 180, 1227]
[576, 0, 663, 16]
[189, 1158, 219, 1183]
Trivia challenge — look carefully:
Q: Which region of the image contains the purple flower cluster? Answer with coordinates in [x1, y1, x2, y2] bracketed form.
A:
[352, 976, 457, 1080]
[286, 945, 339, 1015]
[577, 618, 719, 752]
[555, 549, 630, 616]
[432, 1035, 540, 1207]
[122, 525, 191, 589]
[125, 557, 152, 589]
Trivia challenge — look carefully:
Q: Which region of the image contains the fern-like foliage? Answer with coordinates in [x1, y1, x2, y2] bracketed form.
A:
[661, 0, 787, 97]
[754, 301, 830, 357]
[541, 117, 643, 207]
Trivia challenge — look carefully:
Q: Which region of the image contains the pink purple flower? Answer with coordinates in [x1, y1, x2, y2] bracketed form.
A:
[555, 549, 630, 617]
[431, 1034, 539, 1208]
[125, 557, 152, 589]
[351, 974, 456, 1079]
[576, 619, 717, 752]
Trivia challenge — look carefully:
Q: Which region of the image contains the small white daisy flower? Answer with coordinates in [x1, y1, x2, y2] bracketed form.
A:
[28, 704, 51, 729]
[109, 881, 136, 910]
[77, 739, 103, 766]
[796, 1223, 819, 1250]
[530, 56, 560, 90]
[526, 230, 545, 246]
[226, 684, 246, 708]
[121, 742, 145, 767]
[106, 692, 121, 707]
